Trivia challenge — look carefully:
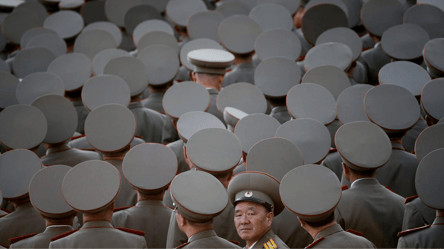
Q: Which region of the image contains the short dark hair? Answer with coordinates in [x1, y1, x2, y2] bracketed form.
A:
[304, 212, 335, 228]
[349, 166, 376, 178]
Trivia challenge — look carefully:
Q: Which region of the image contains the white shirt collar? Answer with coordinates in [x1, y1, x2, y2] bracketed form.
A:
[350, 178, 366, 188]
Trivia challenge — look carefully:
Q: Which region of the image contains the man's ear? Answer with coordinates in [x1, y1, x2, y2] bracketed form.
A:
[190, 71, 197, 82]
[176, 212, 186, 227]
[297, 216, 306, 228]
[342, 163, 350, 181]
[266, 212, 274, 226]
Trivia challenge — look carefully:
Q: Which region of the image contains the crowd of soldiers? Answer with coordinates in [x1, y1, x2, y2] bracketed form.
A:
[0, 0, 443, 248]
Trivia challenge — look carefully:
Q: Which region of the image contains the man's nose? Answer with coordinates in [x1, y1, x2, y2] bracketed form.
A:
[240, 214, 250, 224]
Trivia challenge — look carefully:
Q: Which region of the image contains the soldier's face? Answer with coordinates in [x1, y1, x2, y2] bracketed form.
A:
[234, 201, 273, 243]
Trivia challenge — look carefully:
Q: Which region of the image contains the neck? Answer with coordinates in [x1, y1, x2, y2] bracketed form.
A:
[246, 228, 270, 248]
[234, 54, 253, 65]
[11, 195, 31, 208]
[185, 224, 213, 239]
[44, 141, 69, 149]
[389, 137, 403, 144]
[137, 191, 165, 202]
[83, 209, 113, 224]
[131, 95, 141, 103]
[102, 148, 129, 160]
[45, 216, 75, 227]
[309, 222, 337, 239]
[437, 210, 444, 217]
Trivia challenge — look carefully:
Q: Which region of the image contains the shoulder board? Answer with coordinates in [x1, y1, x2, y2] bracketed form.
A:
[298, 55, 306, 61]
[70, 134, 85, 141]
[175, 242, 190, 249]
[404, 195, 419, 204]
[341, 185, 349, 191]
[228, 240, 240, 246]
[1, 208, 12, 214]
[385, 186, 396, 193]
[346, 229, 364, 236]
[9, 233, 38, 244]
[0, 243, 8, 248]
[116, 227, 145, 236]
[397, 225, 431, 237]
[305, 237, 324, 248]
[264, 238, 278, 249]
[135, 135, 143, 139]
[50, 229, 78, 241]
[113, 206, 134, 212]
[329, 148, 337, 153]
[0, 214, 7, 218]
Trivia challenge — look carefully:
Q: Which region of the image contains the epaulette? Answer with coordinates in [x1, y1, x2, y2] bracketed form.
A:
[329, 148, 337, 153]
[298, 55, 306, 61]
[70, 134, 85, 141]
[50, 229, 78, 241]
[0, 243, 8, 248]
[135, 135, 143, 139]
[113, 206, 134, 212]
[404, 195, 419, 204]
[341, 185, 349, 191]
[385, 186, 396, 193]
[305, 237, 324, 248]
[228, 240, 240, 246]
[263, 238, 278, 249]
[8, 233, 38, 244]
[116, 227, 145, 236]
[1, 208, 12, 214]
[346, 229, 364, 236]
[0, 214, 7, 218]
[397, 225, 431, 237]
[175, 242, 190, 249]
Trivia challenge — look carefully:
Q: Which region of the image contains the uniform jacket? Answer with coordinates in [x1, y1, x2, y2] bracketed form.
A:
[358, 43, 392, 86]
[336, 178, 405, 248]
[141, 92, 165, 114]
[272, 208, 312, 249]
[73, 101, 88, 134]
[207, 88, 225, 125]
[167, 203, 244, 248]
[402, 196, 435, 230]
[111, 200, 172, 248]
[105, 160, 137, 208]
[321, 151, 343, 180]
[269, 106, 291, 125]
[360, 34, 376, 51]
[341, 143, 418, 198]
[129, 102, 165, 143]
[181, 229, 241, 249]
[0, 202, 46, 246]
[352, 61, 368, 85]
[9, 225, 73, 248]
[41, 143, 102, 167]
[48, 221, 147, 248]
[222, 62, 255, 88]
[305, 224, 376, 248]
[162, 116, 180, 144]
[252, 229, 289, 249]
[397, 217, 444, 248]
[167, 140, 189, 174]
[402, 117, 427, 153]
[69, 136, 145, 151]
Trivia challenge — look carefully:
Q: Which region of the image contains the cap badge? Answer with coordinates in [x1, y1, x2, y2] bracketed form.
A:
[245, 191, 253, 197]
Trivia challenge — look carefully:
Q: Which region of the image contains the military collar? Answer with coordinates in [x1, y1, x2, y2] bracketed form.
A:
[350, 178, 380, 189]
[253, 229, 275, 249]
[44, 225, 73, 234]
[46, 143, 72, 155]
[207, 88, 219, 95]
[314, 224, 343, 240]
[188, 229, 217, 243]
[374, 42, 381, 49]
[128, 102, 143, 109]
[136, 200, 164, 207]
[15, 201, 34, 212]
[72, 100, 84, 107]
[81, 221, 113, 229]
[236, 62, 255, 69]
[270, 106, 288, 114]
[433, 217, 444, 225]
[391, 142, 404, 150]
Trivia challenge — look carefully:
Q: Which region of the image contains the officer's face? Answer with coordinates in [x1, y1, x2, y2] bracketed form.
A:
[234, 201, 273, 243]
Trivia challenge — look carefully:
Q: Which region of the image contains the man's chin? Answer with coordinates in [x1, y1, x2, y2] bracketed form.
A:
[238, 230, 254, 240]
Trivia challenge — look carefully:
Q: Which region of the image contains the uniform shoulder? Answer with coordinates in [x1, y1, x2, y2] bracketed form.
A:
[305, 237, 324, 248]
[341, 185, 349, 191]
[404, 195, 419, 204]
[263, 237, 283, 249]
[346, 229, 364, 236]
[175, 242, 190, 249]
[50, 229, 79, 241]
[397, 225, 431, 237]
[8, 233, 38, 244]
[1, 208, 12, 214]
[228, 240, 240, 246]
[116, 227, 145, 237]
[113, 206, 134, 213]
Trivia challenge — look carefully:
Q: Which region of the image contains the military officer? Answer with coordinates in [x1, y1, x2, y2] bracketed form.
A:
[83, 104, 138, 208]
[48, 160, 147, 248]
[334, 121, 405, 248]
[0, 105, 48, 157]
[223, 107, 248, 133]
[9, 166, 76, 248]
[219, 15, 262, 87]
[254, 56, 301, 124]
[280, 164, 376, 248]
[47, 53, 93, 134]
[171, 171, 241, 249]
[228, 171, 289, 249]
[397, 148, 444, 248]
[103, 55, 166, 143]
[167, 127, 244, 248]
[188, 48, 235, 123]
[30, 95, 102, 166]
[112, 143, 178, 248]
[423, 38, 444, 79]
[358, 0, 404, 86]
[421, 78, 444, 125]
[0, 150, 45, 246]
